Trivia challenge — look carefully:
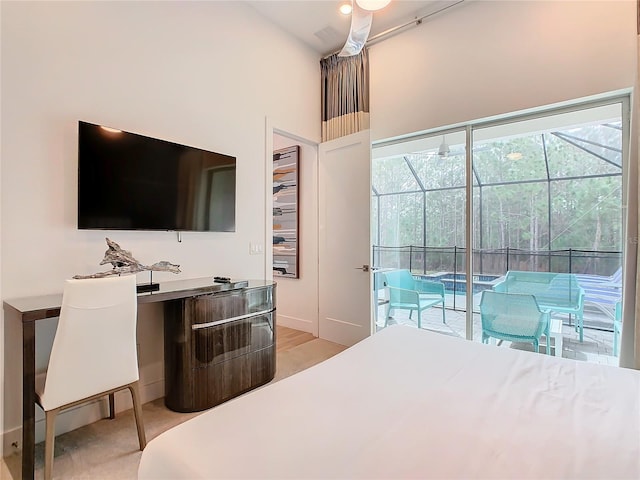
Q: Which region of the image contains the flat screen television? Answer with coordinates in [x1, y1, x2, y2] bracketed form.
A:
[78, 121, 236, 232]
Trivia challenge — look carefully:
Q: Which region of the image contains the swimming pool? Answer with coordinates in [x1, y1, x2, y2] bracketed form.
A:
[416, 272, 502, 294]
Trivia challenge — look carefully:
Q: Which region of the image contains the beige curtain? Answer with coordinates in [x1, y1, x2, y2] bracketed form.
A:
[321, 49, 370, 142]
[620, 11, 640, 369]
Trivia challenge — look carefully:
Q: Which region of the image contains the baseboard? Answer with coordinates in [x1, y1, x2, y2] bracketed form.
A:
[276, 313, 316, 335]
[318, 316, 365, 347]
[1, 404, 106, 456]
[2, 379, 165, 454]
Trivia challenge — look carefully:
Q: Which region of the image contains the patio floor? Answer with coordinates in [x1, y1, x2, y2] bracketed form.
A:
[375, 295, 619, 367]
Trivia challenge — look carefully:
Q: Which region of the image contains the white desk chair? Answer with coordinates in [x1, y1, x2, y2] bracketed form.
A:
[35, 275, 146, 480]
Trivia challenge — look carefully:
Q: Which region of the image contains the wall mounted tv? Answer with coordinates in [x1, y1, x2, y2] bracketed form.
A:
[78, 121, 236, 232]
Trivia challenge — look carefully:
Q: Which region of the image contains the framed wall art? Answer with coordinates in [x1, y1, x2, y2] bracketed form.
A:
[273, 145, 299, 278]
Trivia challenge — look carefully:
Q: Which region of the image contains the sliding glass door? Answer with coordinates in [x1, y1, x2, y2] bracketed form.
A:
[471, 101, 624, 357]
[372, 129, 467, 335]
[372, 94, 629, 363]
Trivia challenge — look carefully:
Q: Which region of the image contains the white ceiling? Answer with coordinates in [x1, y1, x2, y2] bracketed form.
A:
[245, 0, 465, 57]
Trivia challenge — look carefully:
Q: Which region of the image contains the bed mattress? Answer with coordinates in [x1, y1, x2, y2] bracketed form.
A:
[138, 324, 640, 479]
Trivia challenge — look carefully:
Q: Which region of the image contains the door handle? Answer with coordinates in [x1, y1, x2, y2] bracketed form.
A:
[355, 265, 370, 272]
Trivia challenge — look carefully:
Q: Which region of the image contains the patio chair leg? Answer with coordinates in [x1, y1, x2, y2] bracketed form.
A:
[441, 304, 446, 324]
[578, 315, 584, 342]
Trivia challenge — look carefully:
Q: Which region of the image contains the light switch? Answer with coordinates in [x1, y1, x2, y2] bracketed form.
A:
[249, 242, 264, 255]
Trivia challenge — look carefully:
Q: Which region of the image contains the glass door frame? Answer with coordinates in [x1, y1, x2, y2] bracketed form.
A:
[463, 94, 630, 340]
[373, 91, 631, 341]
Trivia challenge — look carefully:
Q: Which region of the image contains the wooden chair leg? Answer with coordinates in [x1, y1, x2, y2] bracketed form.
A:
[44, 408, 60, 480]
[108, 393, 115, 419]
[128, 381, 147, 450]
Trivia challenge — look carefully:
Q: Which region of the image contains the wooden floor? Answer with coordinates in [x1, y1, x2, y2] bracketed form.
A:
[276, 325, 316, 352]
[2, 325, 332, 480]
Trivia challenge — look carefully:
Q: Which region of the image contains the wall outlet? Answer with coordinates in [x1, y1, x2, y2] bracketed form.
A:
[249, 242, 263, 255]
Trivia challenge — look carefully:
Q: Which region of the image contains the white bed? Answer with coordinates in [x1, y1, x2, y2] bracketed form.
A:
[138, 325, 640, 479]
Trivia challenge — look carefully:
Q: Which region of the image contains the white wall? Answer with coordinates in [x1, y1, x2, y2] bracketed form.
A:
[2, 0, 636, 457]
[370, 0, 637, 140]
[273, 133, 319, 335]
[1, 1, 320, 449]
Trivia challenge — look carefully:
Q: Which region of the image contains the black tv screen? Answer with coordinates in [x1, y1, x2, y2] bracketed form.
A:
[78, 121, 236, 232]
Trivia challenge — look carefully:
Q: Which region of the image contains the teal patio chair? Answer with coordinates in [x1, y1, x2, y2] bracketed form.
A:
[493, 271, 585, 342]
[613, 300, 622, 357]
[382, 269, 446, 328]
[480, 290, 551, 354]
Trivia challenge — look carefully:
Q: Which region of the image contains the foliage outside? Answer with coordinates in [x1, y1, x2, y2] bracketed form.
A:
[372, 122, 622, 276]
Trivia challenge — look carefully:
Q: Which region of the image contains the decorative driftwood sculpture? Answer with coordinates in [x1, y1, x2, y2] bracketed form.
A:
[73, 238, 181, 279]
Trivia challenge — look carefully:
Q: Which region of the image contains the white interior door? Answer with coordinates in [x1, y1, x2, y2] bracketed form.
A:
[318, 130, 372, 346]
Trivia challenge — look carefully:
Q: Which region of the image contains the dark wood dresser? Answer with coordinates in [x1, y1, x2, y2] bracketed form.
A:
[163, 281, 276, 412]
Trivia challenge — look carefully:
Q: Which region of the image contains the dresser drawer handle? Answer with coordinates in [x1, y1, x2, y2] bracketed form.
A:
[191, 308, 274, 330]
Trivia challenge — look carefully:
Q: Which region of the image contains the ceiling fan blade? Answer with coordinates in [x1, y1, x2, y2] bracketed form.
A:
[338, 3, 373, 57]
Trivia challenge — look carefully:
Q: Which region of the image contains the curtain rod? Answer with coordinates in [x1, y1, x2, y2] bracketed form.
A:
[322, 0, 466, 60]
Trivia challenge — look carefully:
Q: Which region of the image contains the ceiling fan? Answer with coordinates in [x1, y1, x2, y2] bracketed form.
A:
[408, 137, 494, 160]
[417, 137, 454, 158]
[338, 0, 391, 56]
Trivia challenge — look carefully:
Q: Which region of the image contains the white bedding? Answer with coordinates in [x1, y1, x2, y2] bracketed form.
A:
[138, 325, 640, 479]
